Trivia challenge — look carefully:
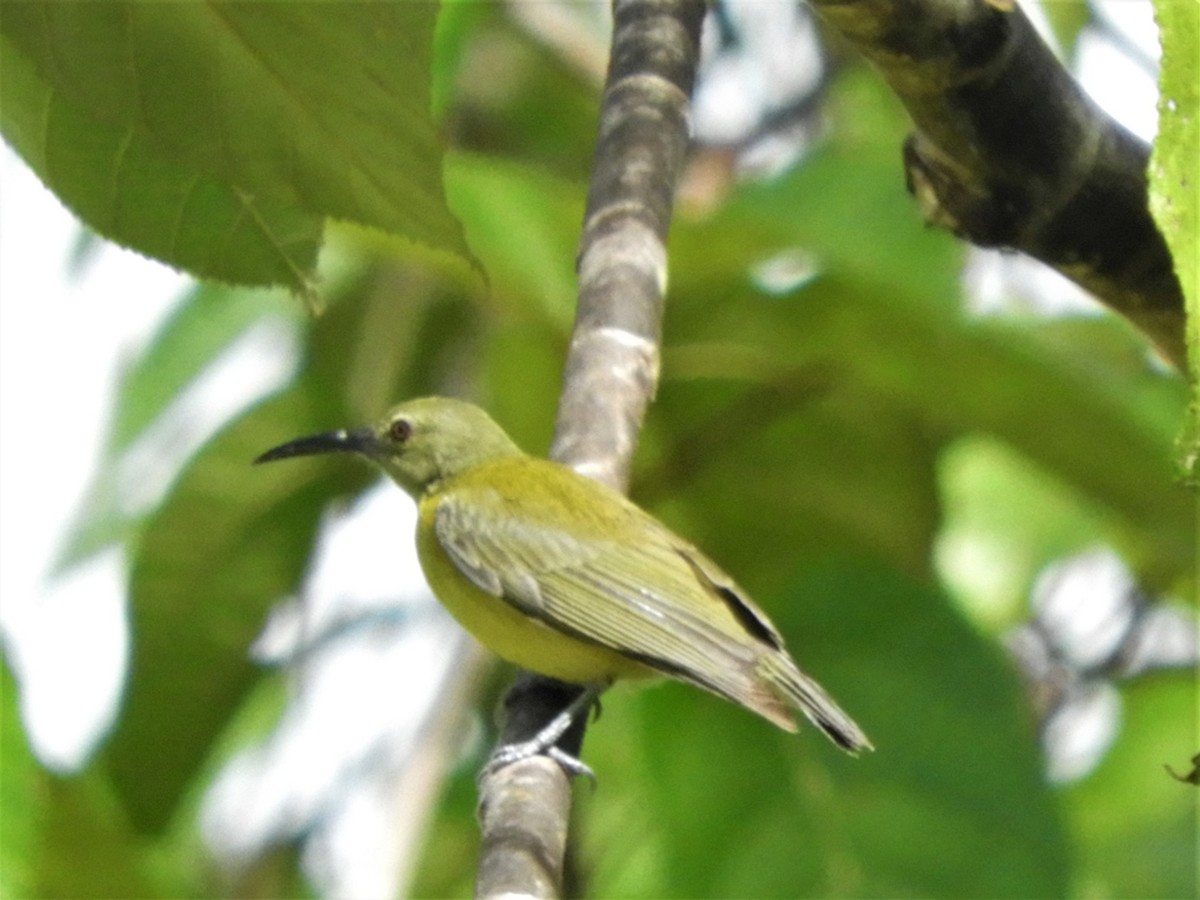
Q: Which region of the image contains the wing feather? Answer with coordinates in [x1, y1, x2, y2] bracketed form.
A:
[432, 486, 777, 711]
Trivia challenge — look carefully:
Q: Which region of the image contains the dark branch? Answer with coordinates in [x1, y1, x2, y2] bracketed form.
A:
[808, 0, 1186, 369]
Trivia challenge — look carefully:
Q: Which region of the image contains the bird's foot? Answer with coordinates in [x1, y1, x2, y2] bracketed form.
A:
[480, 683, 603, 784]
[482, 740, 596, 784]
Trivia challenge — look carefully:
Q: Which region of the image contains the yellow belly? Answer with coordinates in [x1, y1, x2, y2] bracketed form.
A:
[416, 498, 651, 685]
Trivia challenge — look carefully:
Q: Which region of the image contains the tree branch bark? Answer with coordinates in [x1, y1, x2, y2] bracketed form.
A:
[551, 0, 705, 489]
[474, 2, 706, 897]
[475, 675, 590, 899]
[808, 0, 1186, 370]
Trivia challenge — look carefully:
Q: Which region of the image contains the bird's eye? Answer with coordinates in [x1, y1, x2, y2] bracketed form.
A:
[388, 418, 413, 443]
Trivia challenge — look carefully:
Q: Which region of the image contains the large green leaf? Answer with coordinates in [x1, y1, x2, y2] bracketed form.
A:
[0, 29, 320, 295]
[0, 2, 468, 296]
[642, 382, 942, 589]
[659, 277, 1190, 603]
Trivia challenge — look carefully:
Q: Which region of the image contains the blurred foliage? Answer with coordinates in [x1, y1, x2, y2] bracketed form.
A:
[1038, 0, 1092, 52]
[2, 2, 1196, 899]
[1064, 674, 1198, 898]
[1, 662, 39, 898]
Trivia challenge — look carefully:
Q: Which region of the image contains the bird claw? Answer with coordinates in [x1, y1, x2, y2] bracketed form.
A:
[481, 738, 596, 785]
[479, 682, 603, 785]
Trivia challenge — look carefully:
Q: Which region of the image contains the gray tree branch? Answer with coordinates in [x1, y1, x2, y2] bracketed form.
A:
[474, 2, 706, 897]
[808, 0, 1186, 369]
[550, 0, 706, 489]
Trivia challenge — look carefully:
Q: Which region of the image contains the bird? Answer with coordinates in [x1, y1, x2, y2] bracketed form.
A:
[255, 396, 871, 767]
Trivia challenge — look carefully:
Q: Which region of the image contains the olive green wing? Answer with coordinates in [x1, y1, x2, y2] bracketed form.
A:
[432, 484, 796, 728]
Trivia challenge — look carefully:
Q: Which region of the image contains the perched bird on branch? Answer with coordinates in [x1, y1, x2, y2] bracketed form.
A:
[256, 397, 870, 768]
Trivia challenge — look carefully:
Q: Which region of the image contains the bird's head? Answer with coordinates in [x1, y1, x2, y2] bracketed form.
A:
[255, 397, 523, 495]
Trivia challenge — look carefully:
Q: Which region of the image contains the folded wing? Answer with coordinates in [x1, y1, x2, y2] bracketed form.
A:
[433, 480, 803, 730]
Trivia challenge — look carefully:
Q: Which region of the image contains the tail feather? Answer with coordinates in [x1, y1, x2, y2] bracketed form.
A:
[759, 653, 872, 754]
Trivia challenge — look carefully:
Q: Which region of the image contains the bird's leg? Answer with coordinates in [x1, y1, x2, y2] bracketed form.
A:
[482, 681, 605, 782]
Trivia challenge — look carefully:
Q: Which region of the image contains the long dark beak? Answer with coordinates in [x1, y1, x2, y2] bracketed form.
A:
[254, 427, 377, 464]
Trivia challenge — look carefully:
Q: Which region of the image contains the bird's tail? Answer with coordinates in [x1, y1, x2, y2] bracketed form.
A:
[759, 653, 872, 754]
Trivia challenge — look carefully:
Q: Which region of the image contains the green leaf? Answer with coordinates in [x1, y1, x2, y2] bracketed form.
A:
[641, 384, 943, 588]
[1150, 0, 1200, 477]
[110, 286, 301, 454]
[0, 2, 469, 295]
[0, 29, 322, 296]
